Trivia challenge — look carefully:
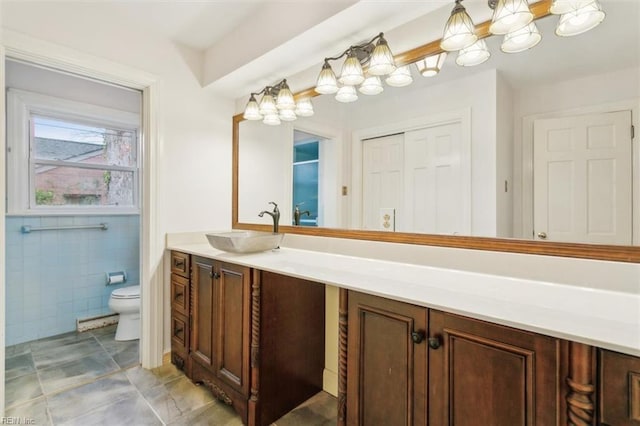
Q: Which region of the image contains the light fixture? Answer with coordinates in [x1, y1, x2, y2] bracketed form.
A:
[263, 113, 281, 126]
[385, 66, 413, 87]
[244, 79, 311, 126]
[550, 0, 589, 15]
[441, 0, 477, 52]
[415, 52, 448, 77]
[489, 0, 533, 35]
[275, 80, 295, 110]
[555, 0, 605, 37]
[456, 39, 490, 66]
[244, 0, 607, 127]
[368, 36, 396, 76]
[258, 89, 277, 115]
[315, 61, 339, 95]
[243, 94, 262, 120]
[501, 22, 542, 53]
[279, 108, 297, 122]
[316, 32, 396, 99]
[294, 97, 314, 117]
[335, 85, 358, 103]
[339, 50, 366, 86]
[359, 76, 384, 95]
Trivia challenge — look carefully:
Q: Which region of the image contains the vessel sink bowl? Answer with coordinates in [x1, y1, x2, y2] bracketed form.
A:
[206, 231, 284, 253]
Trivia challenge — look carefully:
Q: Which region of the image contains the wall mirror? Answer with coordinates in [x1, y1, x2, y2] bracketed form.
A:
[233, 0, 640, 262]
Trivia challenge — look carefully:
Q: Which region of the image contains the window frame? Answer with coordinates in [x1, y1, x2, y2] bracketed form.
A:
[7, 88, 141, 215]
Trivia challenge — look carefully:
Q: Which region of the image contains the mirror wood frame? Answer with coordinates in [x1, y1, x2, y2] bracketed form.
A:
[232, 0, 640, 263]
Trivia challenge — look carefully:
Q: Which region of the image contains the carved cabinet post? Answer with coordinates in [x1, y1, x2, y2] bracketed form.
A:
[566, 342, 596, 426]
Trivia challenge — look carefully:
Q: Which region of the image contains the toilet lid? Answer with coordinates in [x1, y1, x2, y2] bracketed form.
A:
[111, 285, 140, 299]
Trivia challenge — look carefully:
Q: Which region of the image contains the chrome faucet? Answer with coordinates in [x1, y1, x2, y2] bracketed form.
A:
[293, 204, 311, 226]
[258, 201, 280, 233]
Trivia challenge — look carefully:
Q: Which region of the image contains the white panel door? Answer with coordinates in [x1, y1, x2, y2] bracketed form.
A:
[362, 133, 404, 230]
[404, 122, 466, 234]
[533, 111, 632, 244]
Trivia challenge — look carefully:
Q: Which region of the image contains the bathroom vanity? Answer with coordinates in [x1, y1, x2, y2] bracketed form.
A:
[168, 243, 640, 426]
[170, 250, 325, 426]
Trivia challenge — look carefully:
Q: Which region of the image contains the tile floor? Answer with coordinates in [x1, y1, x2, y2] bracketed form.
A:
[5, 325, 337, 425]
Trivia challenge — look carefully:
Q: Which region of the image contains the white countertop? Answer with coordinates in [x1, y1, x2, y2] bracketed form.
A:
[168, 241, 640, 357]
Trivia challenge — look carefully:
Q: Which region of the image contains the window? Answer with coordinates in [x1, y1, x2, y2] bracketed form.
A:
[7, 89, 140, 214]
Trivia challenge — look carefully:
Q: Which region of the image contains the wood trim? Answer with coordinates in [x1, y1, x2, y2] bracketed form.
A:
[248, 269, 261, 426]
[337, 288, 348, 426]
[232, 219, 640, 263]
[231, 0, 640, 264]
[567, 342, 596, 426]
[630, 372, 640, 421]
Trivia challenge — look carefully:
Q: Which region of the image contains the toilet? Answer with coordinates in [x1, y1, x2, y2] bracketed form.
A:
[108, 285, 140, 341]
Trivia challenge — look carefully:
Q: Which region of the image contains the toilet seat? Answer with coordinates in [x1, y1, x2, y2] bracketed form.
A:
[111, 285, 140, 300]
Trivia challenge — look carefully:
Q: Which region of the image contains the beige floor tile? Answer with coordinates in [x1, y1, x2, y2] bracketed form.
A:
[47, 372, 138, 424]
[167, 401, 244, 426]
[5, 372, 43, 409]
[140, 375, 216, 424]
[58, 394, 162, 426]
[5, 396, 52, 426]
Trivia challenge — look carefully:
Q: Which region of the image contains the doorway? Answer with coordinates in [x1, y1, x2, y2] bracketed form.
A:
[533, 110, 633, 244]
[1, 37, 163, 414]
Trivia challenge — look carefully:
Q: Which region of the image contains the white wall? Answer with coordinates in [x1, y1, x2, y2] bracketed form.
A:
[238, 120, 292, 226]
[6, 60, 141, 113]
[496, 72, 514, 238]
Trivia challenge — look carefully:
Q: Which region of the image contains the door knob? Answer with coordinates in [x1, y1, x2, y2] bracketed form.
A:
[411, 331, 425, 344]
[428, 336, 441, 350]
[537, 232, 547, 240]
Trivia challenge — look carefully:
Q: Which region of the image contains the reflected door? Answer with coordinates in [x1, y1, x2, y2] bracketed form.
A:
[362, 133, 404, 230]
[361, 121, 466, 234]
[404, 122, 466, 235]
[533, 111, 632, 244]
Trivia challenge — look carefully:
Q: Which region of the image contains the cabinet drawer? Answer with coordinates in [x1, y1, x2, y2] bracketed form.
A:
[600, 349, 640, 426]
[171, 251, 190, 278]
[171, 273, 190, 316]
[171, 310, 189, 356]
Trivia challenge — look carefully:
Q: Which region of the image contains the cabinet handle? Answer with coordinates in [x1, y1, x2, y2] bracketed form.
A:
[174, 327, 183, 336]
[174, 259, 185, 268]
[411, 331, 425, 344]
[174, 291, 183, 300]
[428, 336, 441, 350]
[209, 271, 220, 279]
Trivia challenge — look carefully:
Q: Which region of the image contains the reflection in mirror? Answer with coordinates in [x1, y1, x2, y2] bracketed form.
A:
[293, 131, 323, 227]
[237, 2, 639, 248]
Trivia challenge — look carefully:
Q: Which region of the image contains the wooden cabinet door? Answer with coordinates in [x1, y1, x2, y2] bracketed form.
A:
[347, 291, 427, 426]
[213, 261, 251, 397]
[428, 310, 560, 426]
[600, 349, 640, 425]
[190, 256, 215, 371]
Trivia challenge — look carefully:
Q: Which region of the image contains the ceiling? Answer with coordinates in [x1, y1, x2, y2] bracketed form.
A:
[2, 0, 638, 100]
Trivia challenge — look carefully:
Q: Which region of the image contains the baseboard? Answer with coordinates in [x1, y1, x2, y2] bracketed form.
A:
[76, 313, 119, 332]
[323, 368, 338, 397]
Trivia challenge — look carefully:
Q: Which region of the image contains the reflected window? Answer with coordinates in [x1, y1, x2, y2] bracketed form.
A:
[292, 140, 319, 226]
